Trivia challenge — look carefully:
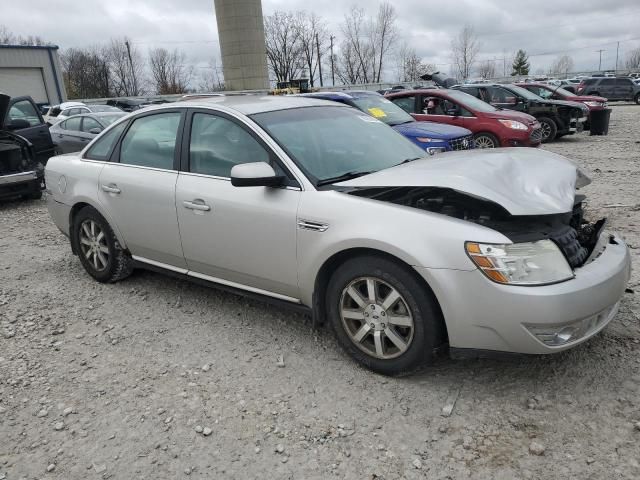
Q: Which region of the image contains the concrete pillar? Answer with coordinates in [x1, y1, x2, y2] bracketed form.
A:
[214, 0, 270, 91]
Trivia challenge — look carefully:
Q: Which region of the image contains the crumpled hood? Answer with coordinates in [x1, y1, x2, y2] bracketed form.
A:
[337, 148, 591, 216]
[392, 121, 471, 139]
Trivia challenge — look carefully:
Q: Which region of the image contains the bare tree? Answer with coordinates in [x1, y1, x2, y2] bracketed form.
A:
[395, 42, 435, 82]
[549, 55, 574, 77]
[198, 58, 225, 92]
[477, 59, 496, 79]
[626, 48, 640, 70]
[339, 6, 373, 84]
[105, 38, 145, 96]
[264, 11, 304, 84]
[451, 25, 480, 81]
[149, 47, 193, 94]
[371, 2, 398, 83]
[0, 24, 49, 46]
[296, 12, 328, 87]
[61, 46, 111, 99]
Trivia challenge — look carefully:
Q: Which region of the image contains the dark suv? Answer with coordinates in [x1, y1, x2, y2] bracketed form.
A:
[577, 77, 640, 104]
[1, 93, 54, 200]
[452, 83, 589, 142]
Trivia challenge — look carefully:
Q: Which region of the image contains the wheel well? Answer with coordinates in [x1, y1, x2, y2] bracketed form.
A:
[312, 248, 448, 343]
[68, 202, 93, 255]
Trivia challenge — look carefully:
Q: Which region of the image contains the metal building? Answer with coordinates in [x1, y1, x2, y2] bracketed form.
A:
[0, 45, 67, 105]
[213, 0, 270, 91]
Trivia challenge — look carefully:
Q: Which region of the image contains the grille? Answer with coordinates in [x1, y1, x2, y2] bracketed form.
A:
[449, 135, 474, 151]
[530, 127, 543, 142]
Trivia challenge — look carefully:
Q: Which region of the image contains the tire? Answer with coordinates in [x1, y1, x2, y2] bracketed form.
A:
[72, 206, 133, 283]
[537, 117, 558, 143]
[635, 93, 640, 105]
[326, 255, 445, 376]
[473, 132, 499, 149]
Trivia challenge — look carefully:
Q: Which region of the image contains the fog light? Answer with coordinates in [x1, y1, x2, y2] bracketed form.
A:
[524, 303, 618, 347]
[426, 147, 446, 155]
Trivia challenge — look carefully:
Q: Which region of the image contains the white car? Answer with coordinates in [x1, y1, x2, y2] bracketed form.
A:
[44, 96, 631, 375]
[44, 103, 122, 125]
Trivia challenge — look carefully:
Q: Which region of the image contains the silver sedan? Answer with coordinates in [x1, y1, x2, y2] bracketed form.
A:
[44, 96, 631, 375]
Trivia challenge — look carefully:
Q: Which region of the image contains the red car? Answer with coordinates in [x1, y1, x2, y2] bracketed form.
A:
[516, 83, 607, 112]
[385, 88, 542, 149]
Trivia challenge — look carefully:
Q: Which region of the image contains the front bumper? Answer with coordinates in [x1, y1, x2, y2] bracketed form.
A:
[500, 124, 542, 148]
[0, 171, 44, 198]
[569, 116, 588, 133]
[417, 233, 631, 354]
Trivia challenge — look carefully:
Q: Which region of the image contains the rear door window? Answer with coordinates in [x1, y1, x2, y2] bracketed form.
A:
[84, 121, 128, 161]
[119, 112, 181, 170]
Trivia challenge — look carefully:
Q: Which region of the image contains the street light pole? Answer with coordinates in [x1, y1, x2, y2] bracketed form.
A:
[596, 49, 605, 72]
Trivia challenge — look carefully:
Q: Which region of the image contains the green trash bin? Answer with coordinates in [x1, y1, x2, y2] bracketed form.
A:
[589, 108, 611, 136]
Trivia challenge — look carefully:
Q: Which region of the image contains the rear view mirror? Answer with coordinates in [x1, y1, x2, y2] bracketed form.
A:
[89, 127, 103, 134]
[7, 119, 30, 130]
[231, 162, 284, 187]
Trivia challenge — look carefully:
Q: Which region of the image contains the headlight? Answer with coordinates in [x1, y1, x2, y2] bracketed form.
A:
[465, 240, 574, 285]
[584, 101, 603, 107]
[497, 119, 528, 130]
[416, 137, 435, 143]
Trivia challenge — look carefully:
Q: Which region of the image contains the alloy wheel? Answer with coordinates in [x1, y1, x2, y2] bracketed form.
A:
[474, 136, 496, 148]
[79, 219, 109, 272]
[339, 276, 414, 359]
[540, 121, 552, 140]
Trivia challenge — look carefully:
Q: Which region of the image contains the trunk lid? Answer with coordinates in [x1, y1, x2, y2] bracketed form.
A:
[337, 148, 590, 216]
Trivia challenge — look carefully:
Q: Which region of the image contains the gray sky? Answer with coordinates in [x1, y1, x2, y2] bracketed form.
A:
[4, 0, 640, 82]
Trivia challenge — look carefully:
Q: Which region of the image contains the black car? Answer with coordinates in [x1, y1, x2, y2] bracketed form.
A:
[577, 77, 640, 104]
[0, 93, 53, 200]
[452, 83, 589, 142]
[50, 112, 127, 153]
[106, 98, 147, 112]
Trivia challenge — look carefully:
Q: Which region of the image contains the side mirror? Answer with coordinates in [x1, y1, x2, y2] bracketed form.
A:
[89, 127, 103, 134]
[230, 162, 284, 187]
[7, 119, 31, 130]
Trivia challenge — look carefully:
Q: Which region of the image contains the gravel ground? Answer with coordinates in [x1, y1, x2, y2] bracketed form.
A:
[1, 104, 639, 480]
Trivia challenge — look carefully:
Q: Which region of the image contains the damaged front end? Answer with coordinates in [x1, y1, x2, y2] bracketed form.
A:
[348, 185, 605, 269]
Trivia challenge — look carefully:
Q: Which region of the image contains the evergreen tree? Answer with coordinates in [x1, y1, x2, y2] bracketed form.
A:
[511, 49, 530, 76]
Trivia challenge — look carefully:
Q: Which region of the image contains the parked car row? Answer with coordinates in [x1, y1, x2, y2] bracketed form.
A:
[41, 96, 631, 375]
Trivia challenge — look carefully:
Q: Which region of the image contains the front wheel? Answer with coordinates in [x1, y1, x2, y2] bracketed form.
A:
[72, 207, 133, 283]
[537, 117, 558, 143]
[473, 132, 499, 149]
[635, 93, 640, 105]
[326, 256, 445, 376]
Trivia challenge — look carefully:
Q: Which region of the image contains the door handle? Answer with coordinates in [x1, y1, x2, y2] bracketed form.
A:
[101, 184, 121, 194]
[183, 200, 210, 211]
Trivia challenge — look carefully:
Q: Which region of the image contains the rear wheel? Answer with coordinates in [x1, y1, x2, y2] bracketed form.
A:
[537, 117, 558, 143]
[473, 132, 499, 149]
[326, 255, 444, 376]
[72, 207, 133, 283]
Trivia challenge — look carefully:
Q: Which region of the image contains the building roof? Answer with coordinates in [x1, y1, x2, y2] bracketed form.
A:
[0, 44, 59, 50]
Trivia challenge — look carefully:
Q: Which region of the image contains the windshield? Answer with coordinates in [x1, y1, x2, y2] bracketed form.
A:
[100, 113, 126, 125]
[350, 95, 414, 126]
[251, 106, 425, 185]
[505, 84, 543, 101]
[447, 89, 498, 112]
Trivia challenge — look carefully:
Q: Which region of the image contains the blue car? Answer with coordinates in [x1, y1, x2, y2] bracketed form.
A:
[301, 91, 474, 154]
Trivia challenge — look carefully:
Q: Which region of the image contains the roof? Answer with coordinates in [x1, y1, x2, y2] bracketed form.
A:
[0, 44, 59, 50]
[159, 95, 346, 115]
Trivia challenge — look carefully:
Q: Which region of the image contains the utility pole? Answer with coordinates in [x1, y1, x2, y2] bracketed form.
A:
[615, 41, 620, 72]
[330, 35, 335, 86]
[315, 33, 323, 87]
[124, 39, 137, 95]
[596, 49, 605, 72]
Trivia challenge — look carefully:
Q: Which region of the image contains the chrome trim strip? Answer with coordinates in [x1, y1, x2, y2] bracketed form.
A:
[0, 171, 37, 185]
[187, 271, 301, 303]
[178, 171, 302, 191]
[131, 255, 188, 274]
[132, 255, 301, 304]
[297, 219, 329, 232]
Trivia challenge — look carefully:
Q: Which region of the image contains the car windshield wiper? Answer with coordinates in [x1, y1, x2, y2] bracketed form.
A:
[393, 157, 421, 167]
[389, 119, 414, 126]
[316, 171, 374, 187]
